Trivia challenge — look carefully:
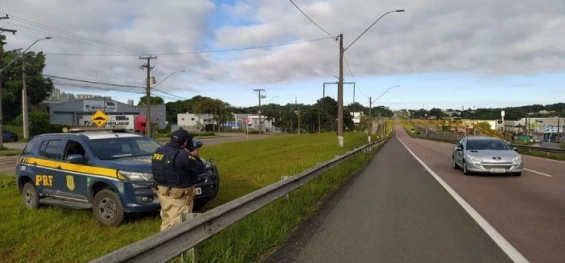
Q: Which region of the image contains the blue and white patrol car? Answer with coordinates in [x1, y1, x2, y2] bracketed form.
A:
[15, 128, 220, 226]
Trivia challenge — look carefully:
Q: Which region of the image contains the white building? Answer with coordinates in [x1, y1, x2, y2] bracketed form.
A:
[351, 112, 363, 125]
[177, 112, 276, 132]
[246, 114, 275, 131]
[177, 113, 217, 131]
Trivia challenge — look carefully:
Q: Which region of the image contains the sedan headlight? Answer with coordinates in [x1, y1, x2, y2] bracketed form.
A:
[467, 155, 482, 163]
[512, 156, 522, 163]
[118, 170, 154, 181]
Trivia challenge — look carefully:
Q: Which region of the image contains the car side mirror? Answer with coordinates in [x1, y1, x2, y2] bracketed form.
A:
[456, 145, 463, 151]
[67, 154, 85, 164]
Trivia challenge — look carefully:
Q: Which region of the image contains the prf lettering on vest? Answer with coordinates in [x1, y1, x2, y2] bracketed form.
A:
[153, 153, 164, 161]
[36, 175, 54, 186]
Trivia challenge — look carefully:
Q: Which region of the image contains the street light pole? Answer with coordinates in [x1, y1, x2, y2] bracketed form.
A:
[0, 37, 52, 74]
[152, 70, 185, 89]
[336, 9, 404, 148]
[368, 85, 400, 142]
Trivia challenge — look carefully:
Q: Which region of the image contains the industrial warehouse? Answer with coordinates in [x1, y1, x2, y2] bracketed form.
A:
[45, 98, 167, 132]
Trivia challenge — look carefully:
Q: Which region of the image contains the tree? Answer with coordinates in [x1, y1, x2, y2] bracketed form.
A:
[165, 95, 212, 123]
[138, 95, 164, 106]
[192, 98, 232, 132]
[1, 35, 54, 123]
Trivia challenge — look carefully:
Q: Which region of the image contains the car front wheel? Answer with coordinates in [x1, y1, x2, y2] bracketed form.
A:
[92, 189, 125, 226]
[22, 182, 39, 209]
[462, 162, 471, 175]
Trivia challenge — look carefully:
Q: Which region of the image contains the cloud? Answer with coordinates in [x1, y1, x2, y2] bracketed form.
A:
[2, 0, 564, 99]
[213, 0, 565, 83]
[2, 0, 216, 95]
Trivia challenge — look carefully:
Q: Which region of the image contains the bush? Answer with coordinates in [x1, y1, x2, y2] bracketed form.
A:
[12, 112, 52, 136]
[4, 125, 23, 140]
[9, 112, 71, 139]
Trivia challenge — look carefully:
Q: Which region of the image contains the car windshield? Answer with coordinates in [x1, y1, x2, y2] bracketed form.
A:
[466, 139, 512, 151]
[89, 137, 161, 160]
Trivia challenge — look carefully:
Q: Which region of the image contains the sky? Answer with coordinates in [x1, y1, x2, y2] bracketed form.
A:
[1, 0, 564, 111]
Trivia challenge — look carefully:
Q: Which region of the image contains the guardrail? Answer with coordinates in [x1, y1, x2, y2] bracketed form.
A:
[510, 144, 565, 155]
[90, 137, 390, 263]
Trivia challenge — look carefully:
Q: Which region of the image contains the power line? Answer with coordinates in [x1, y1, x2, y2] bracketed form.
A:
[44, 74, 145, 88]
[343, 55, 368, 100]
[288, 0, 335, 38]
[4, 14, 141, 55]
[43, 36, 336, 56]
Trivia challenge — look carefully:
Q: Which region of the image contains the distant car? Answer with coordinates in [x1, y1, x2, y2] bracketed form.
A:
[3, 130, 18, 142]
[15, 128, 220, 226]
[452, 136, 523, 176]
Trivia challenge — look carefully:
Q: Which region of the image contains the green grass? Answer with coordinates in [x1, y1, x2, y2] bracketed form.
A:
[0, 131, 385, 263]
[0, 147, 21, 156]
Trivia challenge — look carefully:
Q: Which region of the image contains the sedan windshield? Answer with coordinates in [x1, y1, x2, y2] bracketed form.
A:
[89, 137, 162, 160]
[466, 139, 512, 151]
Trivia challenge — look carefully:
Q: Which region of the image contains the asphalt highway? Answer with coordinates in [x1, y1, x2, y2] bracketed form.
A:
[264, 123, 565, 263]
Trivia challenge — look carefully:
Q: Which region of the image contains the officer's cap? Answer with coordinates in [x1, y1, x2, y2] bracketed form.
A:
[170, 129, 193, 144]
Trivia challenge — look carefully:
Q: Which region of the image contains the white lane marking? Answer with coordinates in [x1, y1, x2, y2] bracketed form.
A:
[395, 129, 530, 263]
[524, 168, 554, 178]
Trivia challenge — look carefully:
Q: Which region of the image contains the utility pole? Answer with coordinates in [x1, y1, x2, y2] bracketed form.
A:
[254, 89, 265, 133]
[318, 105, 321, 134]
[558, 114, 561, 143]
[337, 33, 344, 147]
[1, 15, 16, 147]
[22, 57, 30, 139]
[139, 56, 157, 137]
[0, 15, 17, 35]
[368, 96, 372, 142]
[378, 111, 382, 137]
[296, 97, 301, 134]
[0, 77, 3, 148]
[335, 9, 404, 147]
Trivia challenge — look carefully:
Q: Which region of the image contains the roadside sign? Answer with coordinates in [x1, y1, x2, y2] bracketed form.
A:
[90, 110, 108, 128]
[245, 117, 251, 124]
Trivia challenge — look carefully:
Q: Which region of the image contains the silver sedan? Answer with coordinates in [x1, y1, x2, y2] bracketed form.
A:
[452, 136, 523, 176]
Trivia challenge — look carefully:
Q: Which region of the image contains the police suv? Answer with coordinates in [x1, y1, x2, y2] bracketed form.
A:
[15, 128, 220, 226]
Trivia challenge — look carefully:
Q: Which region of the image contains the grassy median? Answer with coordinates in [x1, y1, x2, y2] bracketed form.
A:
[0, 131, 386, 263]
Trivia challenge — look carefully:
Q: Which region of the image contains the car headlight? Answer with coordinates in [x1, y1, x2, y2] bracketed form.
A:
[118, 170, 153, 181]
[467, 155, 482, 163]
[512, 156, 522, 163]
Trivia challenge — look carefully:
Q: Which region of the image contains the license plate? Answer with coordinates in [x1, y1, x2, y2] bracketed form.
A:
[490, 168, 506, 173]
[195, 187, 202, 195]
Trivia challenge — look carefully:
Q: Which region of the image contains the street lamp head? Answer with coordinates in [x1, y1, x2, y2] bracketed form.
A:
[396, 9, 405, 12]
[45, 37, 52, 40]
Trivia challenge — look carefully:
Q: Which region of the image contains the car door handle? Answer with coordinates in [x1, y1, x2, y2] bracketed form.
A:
[57, 166, 62, 169]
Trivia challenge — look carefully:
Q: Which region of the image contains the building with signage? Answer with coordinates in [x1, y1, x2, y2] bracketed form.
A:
[176, 112, 276, 132]
[47, 98, 167, 129]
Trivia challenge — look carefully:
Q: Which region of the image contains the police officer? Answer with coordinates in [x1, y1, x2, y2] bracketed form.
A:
[151, 129, 204, 232]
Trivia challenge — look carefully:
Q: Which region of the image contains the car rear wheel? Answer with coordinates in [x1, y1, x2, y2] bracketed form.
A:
[22, 182, 39, 209]
[92, 189, 125, 226]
